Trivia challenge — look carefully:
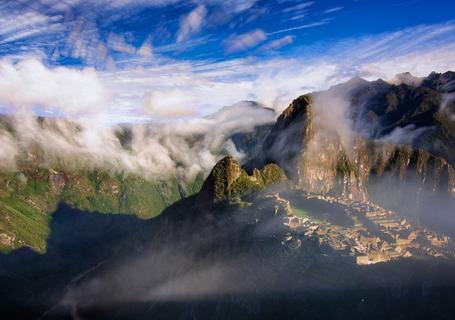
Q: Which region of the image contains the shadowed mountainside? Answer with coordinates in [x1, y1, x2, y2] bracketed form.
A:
[1, 192, 455, 319]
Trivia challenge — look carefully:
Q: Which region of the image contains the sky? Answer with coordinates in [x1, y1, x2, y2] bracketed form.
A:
[0, 0, 454, 122]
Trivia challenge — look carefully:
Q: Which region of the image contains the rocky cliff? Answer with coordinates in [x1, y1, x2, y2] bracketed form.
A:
[249, 92, 455, 205]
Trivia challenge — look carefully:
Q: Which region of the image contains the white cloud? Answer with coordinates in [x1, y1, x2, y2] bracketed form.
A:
[107, 33, 136, 54]
[137, 37, 154, 58]
[219, 0, 259, 13]
[98, 21, 455, 120]
[143, 90, 195, 118]
[1, 21, 455, 124]
[1, 21, 455, 181]
[323, 7, 344, 14]
[0, 99, 276, 180]
[282, 1, 315, 13]
[0, 11, 64, 44]
[16, 0, 182, 12]
[268, 19, 330, 35]
[0, 130, 18, 169]
[358, 43, 455, 80]
[379, 125, 430, 145]
[224, 29, 267, 53]
[0, 59, 108, 115]
[176, 5, 207, 43]
[261, 35, 294, 50]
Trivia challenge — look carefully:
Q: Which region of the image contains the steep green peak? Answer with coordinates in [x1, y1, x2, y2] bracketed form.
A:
[197, 156, 287, 207]
[196, 156, 242, 206]
[210, 156, 242, 202]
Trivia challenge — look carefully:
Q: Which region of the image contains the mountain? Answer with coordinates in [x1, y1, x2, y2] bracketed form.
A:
[422, 71, 455, 93]
[341, 72, 455, 164]
[248, 73, 455, 234]
[1, 72, 455, 319]
[0, 102, 276, 253]
[2, 157, 454, 319]
[207, 101, 276, 161]
[195, 156, 286, 208]
[0, 165, 205, 252]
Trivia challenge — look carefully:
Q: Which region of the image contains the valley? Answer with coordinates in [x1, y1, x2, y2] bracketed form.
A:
[1, 1, 455, 317]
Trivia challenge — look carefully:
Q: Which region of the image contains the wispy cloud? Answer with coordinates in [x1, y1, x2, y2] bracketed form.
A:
[102, 21, 455, 118]
[176, 5, 207, 43]
[137, 37, 154, 58]
[0, 11, 64, 45]
[261, 35, 294, 50]
[0, 1, 454, 124]
[107, 33, 136, 54]
[280, 1, 315, 22]
[323, 6, 344, 14]
[282, 1, 315, 13]
[288, 13, 308, 21]
[224, 29, 267, 53]
[143, 90, 195, 118]
[217, 0, 259, 13]
[268, 19, 331, 35]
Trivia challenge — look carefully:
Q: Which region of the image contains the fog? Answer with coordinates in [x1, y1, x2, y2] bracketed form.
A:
[0, 101, 276, 182]
[44, 190, 330, 311]
[35, 180, 455, 318]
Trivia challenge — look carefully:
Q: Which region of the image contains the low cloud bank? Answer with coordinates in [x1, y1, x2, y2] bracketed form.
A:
[0, 101, 276, 182]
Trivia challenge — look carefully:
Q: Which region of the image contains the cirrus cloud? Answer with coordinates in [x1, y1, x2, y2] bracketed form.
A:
[261, 35, 294, 51]
[177, 5, 208, 43]
[224, 29, 267, 53]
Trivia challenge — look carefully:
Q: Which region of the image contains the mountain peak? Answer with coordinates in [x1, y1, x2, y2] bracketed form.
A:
[247, 94, 313, 175]
[422, 71, 455, 93]
[248, 81, 455, 204]
[196, 156, 286, 208]
[206, 156, 242, 203]
[390, 72, 423, 86]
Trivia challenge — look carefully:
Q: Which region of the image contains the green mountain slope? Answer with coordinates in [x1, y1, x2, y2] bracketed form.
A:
[0, 167, 204, 252]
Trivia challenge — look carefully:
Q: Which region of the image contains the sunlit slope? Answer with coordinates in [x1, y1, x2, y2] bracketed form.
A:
[0, 167, 204, 252]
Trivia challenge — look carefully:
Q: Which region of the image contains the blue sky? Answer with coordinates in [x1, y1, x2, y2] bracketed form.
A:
[0, 0, 454, 121]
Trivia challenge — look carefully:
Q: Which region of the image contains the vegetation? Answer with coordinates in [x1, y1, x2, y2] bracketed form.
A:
[292, 200, 354, 228]
[229, 169, 262, 200]
[0, 167, 203, 253]
[205, 156, 287, 204]
[292, 206, 311, 219]
[210, 156, 240, 202]
[336, 154, 356, 175]
[231, 163, 286, 199]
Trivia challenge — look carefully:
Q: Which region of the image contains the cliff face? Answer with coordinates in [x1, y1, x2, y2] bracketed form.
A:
[250, 93, 455, 204]
[248, 95, 313, 175]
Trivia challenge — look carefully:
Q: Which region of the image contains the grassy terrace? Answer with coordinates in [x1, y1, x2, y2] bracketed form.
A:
[290, 197, 354, 228]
